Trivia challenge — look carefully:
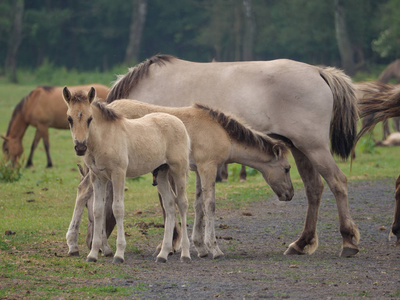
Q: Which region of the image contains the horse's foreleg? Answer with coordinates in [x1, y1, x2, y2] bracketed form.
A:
[110, 173, 127, 264]
[391, 174, 400, 245]
[87, 176, 107, 262]
[86, 181, 114, 256]
[284, 148, 323, 256]
[192, 171, 208, 258]
[26, 129, 41, 168]
[303, 148, 359, 257]
[198, 166, 224, 259]
[36, 125, 53, 168]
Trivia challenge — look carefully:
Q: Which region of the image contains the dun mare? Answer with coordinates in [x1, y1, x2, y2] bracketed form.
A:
[68, 99, 294, 259]
[2, 84, 109, 168]
[106, 54, 360, 257]
[63, 87, 191, 263]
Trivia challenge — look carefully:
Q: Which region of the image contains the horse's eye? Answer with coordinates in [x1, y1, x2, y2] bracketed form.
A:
[67, 116, 73, 127]
[87, 116, 93, 126]
[284, 166, 291, 174]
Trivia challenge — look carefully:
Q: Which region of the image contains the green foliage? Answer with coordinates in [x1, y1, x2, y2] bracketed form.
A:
[358, 135, 378, 154]
[0, 158, 22, 182]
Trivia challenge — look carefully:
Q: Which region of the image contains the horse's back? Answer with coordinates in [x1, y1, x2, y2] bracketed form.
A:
[127, 58, 333, 137]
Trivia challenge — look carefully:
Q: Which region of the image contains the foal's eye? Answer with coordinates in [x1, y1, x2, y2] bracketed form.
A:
[87, 116, 93, 126]
[284, 166, 291, 174]
[67, 116, 73, 127]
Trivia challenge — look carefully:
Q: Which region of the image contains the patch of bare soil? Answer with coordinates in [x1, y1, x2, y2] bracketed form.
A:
[112, 179, 400, 299]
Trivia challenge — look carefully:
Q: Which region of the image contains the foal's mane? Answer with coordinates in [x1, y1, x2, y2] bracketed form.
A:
[71, 91, 121, 122]
[194, 103, 288, 156]
[106, 54, 175, 103]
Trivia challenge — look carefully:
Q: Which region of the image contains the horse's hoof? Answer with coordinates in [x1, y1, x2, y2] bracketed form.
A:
[212, 253, 225, 260]
[68, 251, 79, 257]
[180, 256, 191, 263]
[284, 246, 305, 255]
[112, 257, 124, 264]
[103, 251, 113, 257]
[156, 256, 167, 263]
[340, 247, 359, 257]
[86, 257, 97, 262]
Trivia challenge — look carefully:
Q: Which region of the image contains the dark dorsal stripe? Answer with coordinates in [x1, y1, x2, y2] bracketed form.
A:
[194, 103, 287, 156]
[106, 54, 175, 103]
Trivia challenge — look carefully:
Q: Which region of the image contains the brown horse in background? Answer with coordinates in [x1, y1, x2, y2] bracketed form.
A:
[1, 84, 109, 168]
[378, 59, 400, 84]
[106, 54, 360, 257]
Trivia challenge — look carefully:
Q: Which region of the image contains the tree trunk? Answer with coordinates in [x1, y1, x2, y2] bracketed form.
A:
[5, 0, 24, 83]
[334, 0, 356, 75]
[125, 0, 147, 65]
[242, 0, 255, 61]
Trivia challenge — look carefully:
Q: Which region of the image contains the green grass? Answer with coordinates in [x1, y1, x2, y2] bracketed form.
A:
[1, 80, 400, 299]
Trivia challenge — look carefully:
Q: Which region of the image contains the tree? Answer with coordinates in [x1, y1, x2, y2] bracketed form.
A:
[242, 0, 255, 61]
[125, 0, 147, 65]
[334, 0, 358, 75]
[5, 0, 24, 83]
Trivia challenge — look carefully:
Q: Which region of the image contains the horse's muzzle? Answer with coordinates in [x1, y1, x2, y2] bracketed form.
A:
[74, 143, 87, 156]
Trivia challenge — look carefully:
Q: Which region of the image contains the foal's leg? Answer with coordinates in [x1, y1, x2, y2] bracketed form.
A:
[284, 148, 323, 255]
[26, 129, 42, 168]
[192, 171, 208, 258]
[110, 172, 127, 264]
[169, 169, 191, 262]
[66, 171, 92, 256]
[155, 170, 180, 262]
[87, 176, 107, 262]
[198, 165, 224, 259]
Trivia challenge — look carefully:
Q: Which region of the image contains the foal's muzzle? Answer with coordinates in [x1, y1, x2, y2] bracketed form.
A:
[74, 142, 87, 156]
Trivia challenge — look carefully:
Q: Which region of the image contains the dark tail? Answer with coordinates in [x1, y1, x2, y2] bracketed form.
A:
[319, 67, 359, 160]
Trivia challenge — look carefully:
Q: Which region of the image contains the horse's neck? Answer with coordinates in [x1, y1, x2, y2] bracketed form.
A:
[228, 141, 273, 171]
[6, 111, 29, 139]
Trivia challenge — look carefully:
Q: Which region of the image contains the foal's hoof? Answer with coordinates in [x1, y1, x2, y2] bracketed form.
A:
[284, 245, 306, 255]
[340, 247, 359, 257]
[86, 257, 97, 263]
[112, 257, 124, 264]
[68, 251, 79, 257]
[180, 256, 191, 263]
[156, 257, 167, 263]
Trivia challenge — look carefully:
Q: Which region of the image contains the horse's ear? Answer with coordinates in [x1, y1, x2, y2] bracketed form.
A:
[272, 145, 282, 158]
[88, 87, 96, 103]
[62, 86, 71, 104]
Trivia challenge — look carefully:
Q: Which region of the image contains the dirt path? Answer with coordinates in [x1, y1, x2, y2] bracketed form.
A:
[110, 179, 400, 299]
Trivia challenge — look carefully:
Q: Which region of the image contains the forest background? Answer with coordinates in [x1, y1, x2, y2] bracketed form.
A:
[2, 0, 400, 84]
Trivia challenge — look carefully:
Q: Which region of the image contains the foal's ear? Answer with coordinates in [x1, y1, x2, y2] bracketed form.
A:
[88, 87, 96, 104]
[62, 86, 72, 104]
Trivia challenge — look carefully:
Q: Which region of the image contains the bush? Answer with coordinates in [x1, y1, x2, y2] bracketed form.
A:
[0, 159, 23, 182]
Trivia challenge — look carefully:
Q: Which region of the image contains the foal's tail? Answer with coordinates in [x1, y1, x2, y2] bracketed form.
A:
[355, 85, 400, 143]
[318, 67, 359, 160]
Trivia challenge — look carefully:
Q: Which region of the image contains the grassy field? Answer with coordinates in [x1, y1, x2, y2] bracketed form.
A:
[1, 81, 400, 299]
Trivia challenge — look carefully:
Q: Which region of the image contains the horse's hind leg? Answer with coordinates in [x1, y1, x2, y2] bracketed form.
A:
[284, 147, 323, 255]
[26, 129, 42, 168]
[297, 147, 359, 257]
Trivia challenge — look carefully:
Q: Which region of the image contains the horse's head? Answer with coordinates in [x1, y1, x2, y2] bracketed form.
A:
[2, 135, 23, 166]
[63, 86, 96, 156]
[260, 144, 294, 202]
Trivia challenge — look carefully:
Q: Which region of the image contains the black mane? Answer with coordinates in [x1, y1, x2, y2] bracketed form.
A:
[106, 54, 175, 103]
